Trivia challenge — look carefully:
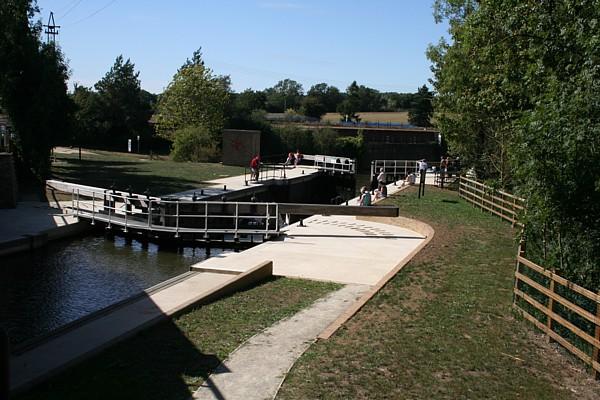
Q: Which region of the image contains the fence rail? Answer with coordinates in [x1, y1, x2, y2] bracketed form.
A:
[458, 176, 525, 226]
[514, 246, 600, 377]
[457, 176, 600, 378]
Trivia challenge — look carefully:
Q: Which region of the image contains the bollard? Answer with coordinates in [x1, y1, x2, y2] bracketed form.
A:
[223, 185, 227, 191]
[192, 192, 197, 201]
[298, 219, 305, 227]
[1, 328, 9, 400]
[200, 189, 204, 196]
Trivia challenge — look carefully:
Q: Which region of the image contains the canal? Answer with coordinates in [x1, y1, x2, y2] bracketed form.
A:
[0, 233, 229, 345]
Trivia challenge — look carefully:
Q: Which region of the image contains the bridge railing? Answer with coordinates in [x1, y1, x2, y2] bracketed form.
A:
[303, 154, 356, 174]
[47, 181, 280, 238]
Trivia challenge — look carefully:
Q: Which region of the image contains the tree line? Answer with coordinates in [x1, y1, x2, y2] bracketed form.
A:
[429, 0, 600, 290]
[0, 0, 434, 180]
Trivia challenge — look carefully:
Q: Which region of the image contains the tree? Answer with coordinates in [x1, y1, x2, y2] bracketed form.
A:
[0, 0, 74, 178]
[71, 84, 101, 147]
[300, 96, 327, 119]
[264, 79, 304, 112]
[337, 81, 361, 122]
[408, 85, 433, 127]
[306, 83, 343, 112]
[93, 55, 153, 148]
[154, 48, 230, 146]
[430, 0, 600, 290]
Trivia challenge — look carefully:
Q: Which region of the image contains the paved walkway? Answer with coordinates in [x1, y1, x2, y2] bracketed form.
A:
[193, 284, 369, 400]
[194, 214, 424, 285]
[0, 201, 83, 256]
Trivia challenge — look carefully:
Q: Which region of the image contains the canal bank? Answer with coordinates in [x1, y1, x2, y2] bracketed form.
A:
[5, 168, 428, 395]
[0, 201, 89, 257]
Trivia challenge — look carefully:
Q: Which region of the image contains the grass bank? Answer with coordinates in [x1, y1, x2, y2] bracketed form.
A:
[51, 148, 244, 196]
[16, 277, 341, 400]
[278, 186, 599, 399]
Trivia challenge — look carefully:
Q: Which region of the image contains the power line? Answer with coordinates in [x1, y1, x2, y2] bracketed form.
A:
[59, 0, 84, 19]
[54, 0, 80, 14]
[66, 0, 117, 26]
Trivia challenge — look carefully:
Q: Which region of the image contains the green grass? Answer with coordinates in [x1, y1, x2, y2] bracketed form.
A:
[16, 277, 341, 400]
[51, 149, 245, 196]
[277, 187, 587, 399]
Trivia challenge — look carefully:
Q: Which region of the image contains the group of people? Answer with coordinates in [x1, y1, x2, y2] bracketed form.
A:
[358, 167, 388, 206]
[284, 149, 303, 168]
[249, 149, 304, 182]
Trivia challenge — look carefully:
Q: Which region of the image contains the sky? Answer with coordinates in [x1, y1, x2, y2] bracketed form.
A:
[35, 0, 449, 94]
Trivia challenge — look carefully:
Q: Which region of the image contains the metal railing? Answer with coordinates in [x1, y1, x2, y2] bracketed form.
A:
[303, 154, 356, 174]
[244, 154, 356, 185]
[49, 181, 280, 239]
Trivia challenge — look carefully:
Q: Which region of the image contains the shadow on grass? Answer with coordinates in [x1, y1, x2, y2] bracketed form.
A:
[52, 158, 207, 196]
[14, 291, 229, 400]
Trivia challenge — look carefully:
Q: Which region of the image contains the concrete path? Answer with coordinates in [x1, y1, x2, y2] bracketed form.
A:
[193, 284, 369, 400]
[193, 214, 425, 285]
[0, 201, 77, 243]
[0, 201, 84, 256]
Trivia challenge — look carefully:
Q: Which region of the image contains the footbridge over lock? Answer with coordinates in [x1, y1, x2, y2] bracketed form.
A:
[46, 169, 397, 243]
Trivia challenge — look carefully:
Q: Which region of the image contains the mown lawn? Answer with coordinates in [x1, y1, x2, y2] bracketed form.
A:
[277, 186, 598, 399]
[16, 277, 341, 400]
[51, 149, 245, 196]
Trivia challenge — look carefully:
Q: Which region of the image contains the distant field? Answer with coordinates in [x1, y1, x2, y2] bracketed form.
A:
[322, 111, 409, 124]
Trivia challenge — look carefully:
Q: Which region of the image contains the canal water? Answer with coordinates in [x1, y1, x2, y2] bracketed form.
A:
[0, 234, 229, 345]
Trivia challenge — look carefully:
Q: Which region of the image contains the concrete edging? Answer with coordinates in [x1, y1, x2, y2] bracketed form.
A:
[317, 217, 434, 340]
[169, 260, 274, 318]
[10, 261, 273, 394]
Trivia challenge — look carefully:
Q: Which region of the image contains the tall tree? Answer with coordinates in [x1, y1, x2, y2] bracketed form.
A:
[408, 85, 433, 127]
[0, 0, 73, 178]
[264, 79, 304, 112]
[153, 48, 230, 151]
[94, 55, 153, 148]
[337, 81, 361, 122]
[306, 83, 343, 112]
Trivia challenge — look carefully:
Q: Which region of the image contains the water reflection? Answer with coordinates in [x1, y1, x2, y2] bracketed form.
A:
[0, 234, 229, 345]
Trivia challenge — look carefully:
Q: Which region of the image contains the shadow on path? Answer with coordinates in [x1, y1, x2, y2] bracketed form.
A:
[13, 292, 228, 400]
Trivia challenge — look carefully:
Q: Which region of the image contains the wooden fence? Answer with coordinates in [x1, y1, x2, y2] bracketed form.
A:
[458, 176, 525, 226]
[457, 176, 599, 378]
[514, 245, 600, 377]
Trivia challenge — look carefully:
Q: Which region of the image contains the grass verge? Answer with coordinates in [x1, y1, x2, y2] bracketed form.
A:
[277, 186, 599, 399]
[51, 149, 245, 196]
[16, 277, 341, 400]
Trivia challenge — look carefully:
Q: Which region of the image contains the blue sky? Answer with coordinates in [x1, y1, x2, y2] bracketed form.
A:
[36, 0, 449, 94]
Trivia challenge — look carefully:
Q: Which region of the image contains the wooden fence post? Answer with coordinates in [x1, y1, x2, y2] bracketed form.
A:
[594, 295, 600, 380]
[546, 276, 555, 343]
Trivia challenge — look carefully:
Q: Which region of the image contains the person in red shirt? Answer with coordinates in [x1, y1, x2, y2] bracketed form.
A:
[250, 155, 261, 182]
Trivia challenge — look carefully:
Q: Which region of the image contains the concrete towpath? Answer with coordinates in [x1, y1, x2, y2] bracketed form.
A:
[194, 284, 369, 400]
[0, 201, 85, 256]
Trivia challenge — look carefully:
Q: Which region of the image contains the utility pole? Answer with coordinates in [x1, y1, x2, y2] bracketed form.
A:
[43, 12, 60, 44]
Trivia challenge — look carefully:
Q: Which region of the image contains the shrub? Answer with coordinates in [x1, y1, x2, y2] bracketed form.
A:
[170, 125, 220, 162]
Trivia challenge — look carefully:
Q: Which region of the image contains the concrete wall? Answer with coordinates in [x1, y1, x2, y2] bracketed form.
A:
[0, 153, 17, 208]
[222, 129, 261, 166]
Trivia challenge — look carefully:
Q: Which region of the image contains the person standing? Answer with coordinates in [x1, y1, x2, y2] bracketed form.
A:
[440, 156, 448, 188]
[250, 154, 261, 182]
[377, 168, 385, 187]
[418, 158, 428, 198]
